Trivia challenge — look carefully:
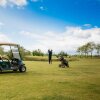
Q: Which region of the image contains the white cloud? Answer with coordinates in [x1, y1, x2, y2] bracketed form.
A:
[0, 22, 4, 27]
[0, 32, 11, 42]
[0, 0, 27, 7]
[31, 0, 43, 2]
[83, 24, 92, 27]
[65, 26, 92, 38]
[31, 0, 39, 2]
[9, 0, 27, 7]
[0, 0, 44, 7]
[0, 22, 4, 29]
[20, 26, 100, 54]
[40, 6, 47, 11]
[0, 0, 7, 7]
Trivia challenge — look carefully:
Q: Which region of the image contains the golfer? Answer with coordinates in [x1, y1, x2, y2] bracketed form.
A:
[48, 49, 53, 64]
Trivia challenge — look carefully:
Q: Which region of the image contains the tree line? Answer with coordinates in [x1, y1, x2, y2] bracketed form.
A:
[77, 42, 100, 58]
[0, 46, 69, 59]
[1, 42, 99, 59]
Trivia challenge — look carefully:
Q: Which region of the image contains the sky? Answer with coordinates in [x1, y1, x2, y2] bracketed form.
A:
[0, 0, 100, 54]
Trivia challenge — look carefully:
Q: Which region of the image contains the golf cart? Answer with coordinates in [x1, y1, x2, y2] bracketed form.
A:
[0, 43, 26, 73]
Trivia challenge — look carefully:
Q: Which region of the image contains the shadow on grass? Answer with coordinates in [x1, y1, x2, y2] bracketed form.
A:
[86, 83, 100, 94]
[0, 71, 27, 75]
[41, 95, 75, 100]
[23, 95, 76, 100]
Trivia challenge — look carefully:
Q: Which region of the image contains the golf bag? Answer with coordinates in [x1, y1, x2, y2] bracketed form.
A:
[59, 56, 69, 68]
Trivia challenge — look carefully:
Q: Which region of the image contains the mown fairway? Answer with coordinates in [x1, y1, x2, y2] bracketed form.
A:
[0, 59, 100, 100]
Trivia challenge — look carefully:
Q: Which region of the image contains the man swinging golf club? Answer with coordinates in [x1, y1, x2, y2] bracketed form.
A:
[48, 49, 53, 64]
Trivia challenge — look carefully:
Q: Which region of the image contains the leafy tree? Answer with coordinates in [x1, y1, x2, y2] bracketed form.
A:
[77, 42, 96, 58]
[95, 44, 100, 57]
[77, 45, 88, 57]
[58, 51, 68, 57]
[86, 42, 95, 58]
[32, 49, 44, 56]
[81, 45, 88, 57]
[19, 46, 31, 59]
[77, 47, 83, 58]
[0, 47, 4, 55]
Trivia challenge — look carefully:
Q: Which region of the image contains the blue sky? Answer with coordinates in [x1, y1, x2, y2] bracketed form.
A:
[0, 0, 100, 54]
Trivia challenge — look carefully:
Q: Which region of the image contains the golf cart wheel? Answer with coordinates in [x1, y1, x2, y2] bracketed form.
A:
[19, 66, 26, 72]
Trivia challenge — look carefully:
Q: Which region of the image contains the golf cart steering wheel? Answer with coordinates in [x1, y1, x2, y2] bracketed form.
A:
[11, 58, 19, 65]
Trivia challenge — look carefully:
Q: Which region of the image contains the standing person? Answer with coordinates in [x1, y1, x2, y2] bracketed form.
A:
[48, 49, 53, 64]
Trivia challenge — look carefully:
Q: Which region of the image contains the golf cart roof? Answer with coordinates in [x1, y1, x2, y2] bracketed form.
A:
[0, 43, 19, 46]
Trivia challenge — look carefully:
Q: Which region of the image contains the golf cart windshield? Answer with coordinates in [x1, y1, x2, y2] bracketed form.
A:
[0, 43, 21, 60]
[11, 46, 21, 60]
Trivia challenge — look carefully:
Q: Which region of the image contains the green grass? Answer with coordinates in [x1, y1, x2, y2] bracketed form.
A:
[24, 55, 79, 61]
[24, 56, 58, 61]
[0, 59, 100, 100]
